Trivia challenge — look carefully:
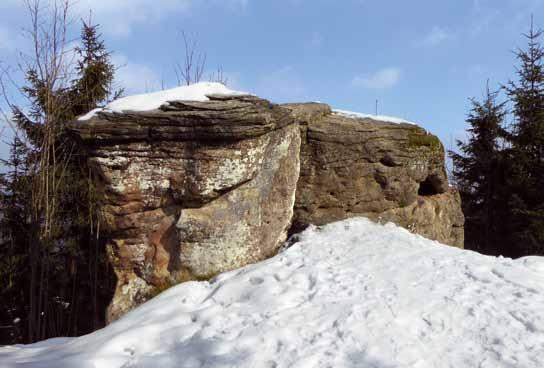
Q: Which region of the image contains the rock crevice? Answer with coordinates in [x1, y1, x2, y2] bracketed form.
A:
[284, 103, 462, 248]
[72, 94, 464, 321]
[74, 95, 301, 321]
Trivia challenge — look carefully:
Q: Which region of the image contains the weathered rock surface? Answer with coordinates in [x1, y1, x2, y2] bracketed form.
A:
[72, 95, 301, 321]
[72, 94, 464, 321]
[372, 190, 464, 248]
[283, 103, 464, 248]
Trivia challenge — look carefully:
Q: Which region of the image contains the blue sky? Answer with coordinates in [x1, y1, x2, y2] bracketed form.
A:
[1, 0, 543, 161]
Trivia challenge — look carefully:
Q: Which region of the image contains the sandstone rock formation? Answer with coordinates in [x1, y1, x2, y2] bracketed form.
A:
[72, 92, 464, 321]
[72, 95, 301, 321]
[284, 103, 464, 248]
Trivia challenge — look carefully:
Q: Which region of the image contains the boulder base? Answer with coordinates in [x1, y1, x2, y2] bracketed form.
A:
[72, 95, 464, 321]
[73, 95, 301, 321]
[284, 103, 463, 248]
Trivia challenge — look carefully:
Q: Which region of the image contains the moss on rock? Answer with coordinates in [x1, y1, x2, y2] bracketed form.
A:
[407, 129, 441, 151]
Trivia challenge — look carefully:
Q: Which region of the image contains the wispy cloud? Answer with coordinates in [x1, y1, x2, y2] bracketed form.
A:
[468, 6, 501, 35]
[352, 67, 401, 89]
[1, 0, 253, 39]
[0, 0, 193, 39]
[221, 0, 249, 12]
[72, 0, 193, 38]
[113, 55, 162, 94]
[418, 26, 453, 47]
[75, 0, 255, 37]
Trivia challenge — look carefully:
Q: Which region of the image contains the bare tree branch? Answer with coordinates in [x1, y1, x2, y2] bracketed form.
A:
[174, 31, 207, 86]
[209, 66, 228, 86]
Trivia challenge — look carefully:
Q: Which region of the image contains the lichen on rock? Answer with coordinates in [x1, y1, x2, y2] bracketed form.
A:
[72, 94, 301, 322]
[284, 103, 462, 247]
[71, 93, 464, 321]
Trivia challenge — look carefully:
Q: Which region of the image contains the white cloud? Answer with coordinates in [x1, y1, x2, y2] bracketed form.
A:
[1, 0, 252, 39]
[418, 26, 453, 47]
[77, 0, 254, 37]
[73, 0, 192, 38]
[469, 6, 501, 35]
[221, 0, 249, 12]
[113, 55, 162, 94]
[0, 0, 189, 39]
[352, 68, 401, 90]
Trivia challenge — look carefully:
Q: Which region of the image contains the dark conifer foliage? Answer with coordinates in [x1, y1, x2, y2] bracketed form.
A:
[0, 16, 117, 344]
[504, 20, 544, 256]
[453, 19, 544, 258]
[450, 86, 509, 255]
[0, 137, 32, 343]
[72, 21, 122, 116]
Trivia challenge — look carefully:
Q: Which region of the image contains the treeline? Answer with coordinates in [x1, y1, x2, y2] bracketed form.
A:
[451, 20, 544, 258]
[2, 0, 543, 348]
[0, 1, 118, 344]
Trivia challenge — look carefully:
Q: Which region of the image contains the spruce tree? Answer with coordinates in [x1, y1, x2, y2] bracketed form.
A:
[65, 20, 119, 333]
[0, 136, 32, 344]
[72, 20, 121, 116]
[1, 18, 117, 342]
[450, 85, 507, 255]
[505, 19, 544, 256]
[46, 19, 118, 338]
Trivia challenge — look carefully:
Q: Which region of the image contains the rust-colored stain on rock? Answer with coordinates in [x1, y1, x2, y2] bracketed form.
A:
[71, 95, 463, 321]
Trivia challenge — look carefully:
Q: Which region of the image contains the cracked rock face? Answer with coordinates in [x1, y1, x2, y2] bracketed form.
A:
[283, 103, 464, 248]
[72, 95, 464, 321]
[72, 95, 301, 322]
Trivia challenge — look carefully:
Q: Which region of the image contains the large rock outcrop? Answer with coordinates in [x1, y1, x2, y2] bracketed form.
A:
[72, 92, 464, 321]
[72, 95, 301, 321]
[284, 103, 464, 248]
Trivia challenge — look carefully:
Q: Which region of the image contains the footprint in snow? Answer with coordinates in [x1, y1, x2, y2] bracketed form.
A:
[249, 277, 264, 285]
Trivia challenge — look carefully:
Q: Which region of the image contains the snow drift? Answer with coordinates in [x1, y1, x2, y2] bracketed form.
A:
[78, 82, 249, 120]
[332, 109, 416, 125]
[1, 218, 543, 367]
[77, 81, 413, 127]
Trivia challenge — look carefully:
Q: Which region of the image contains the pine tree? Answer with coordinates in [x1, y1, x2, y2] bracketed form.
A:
[450, 85, 508, 255]
[505, 19, 544, 256]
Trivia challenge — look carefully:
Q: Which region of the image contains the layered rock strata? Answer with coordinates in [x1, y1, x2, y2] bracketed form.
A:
[72, 94, 464, 321]
[284, 103, 464, 248]
[72, 95, 301, 321]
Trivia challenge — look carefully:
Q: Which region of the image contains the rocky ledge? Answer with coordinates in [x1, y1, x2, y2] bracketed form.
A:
[71, 90, 463, 321]
[284, 103, 464, 248]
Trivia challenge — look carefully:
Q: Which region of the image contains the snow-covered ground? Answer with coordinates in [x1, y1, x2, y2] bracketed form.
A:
[78, 82, 249, 121]
[1, 218, 543, 368]
[333, 109, 416, 125]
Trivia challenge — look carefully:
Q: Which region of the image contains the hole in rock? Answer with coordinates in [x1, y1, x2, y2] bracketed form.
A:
[380, 155, 396, 167]
[418, 176, 440, 196]
[287, 220, 310, 239]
